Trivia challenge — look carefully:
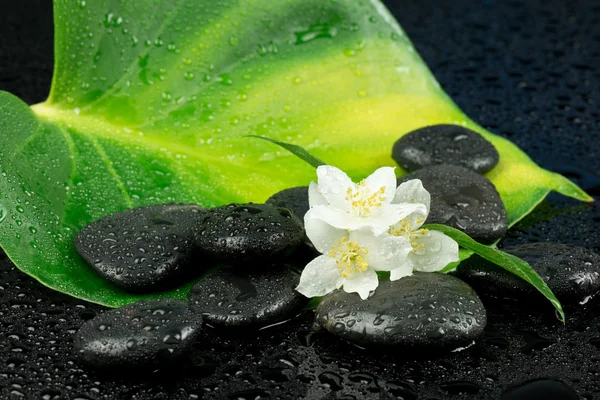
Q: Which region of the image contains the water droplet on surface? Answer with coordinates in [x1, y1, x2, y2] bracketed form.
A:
[126, 338, 138, 350]
[294, 23, 338, 44]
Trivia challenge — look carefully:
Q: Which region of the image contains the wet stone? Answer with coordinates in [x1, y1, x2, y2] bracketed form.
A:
[316, 273, 486, 348]
[74, 204, 205, 292]
[392, 124, 499, 173]
[196, 203, 305, 264]
[266, 186, 320, 262]
[266, 186, 310, 225]
[398, 165, 508, 243]
[73, 299, 202, 369]
[188, 265, 306, 329]
[456, 243, 600, 304]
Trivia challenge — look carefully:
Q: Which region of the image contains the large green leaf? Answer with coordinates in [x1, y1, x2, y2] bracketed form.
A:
[0, 0, 591, 307]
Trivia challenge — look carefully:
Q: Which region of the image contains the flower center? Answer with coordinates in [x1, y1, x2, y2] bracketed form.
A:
[329, 237, 369, 278]
[345, 180, 386, 217]
[389, 218, 429, 252]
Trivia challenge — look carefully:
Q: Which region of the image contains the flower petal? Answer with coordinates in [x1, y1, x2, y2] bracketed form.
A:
[308, 181, 328, 207]
[308, 202, 427, 236]
[304, 213, 347, 254]
[296, 256, 343, 298]
[394, 179, 431, 213]
[364, 166, 397, 206]
[342, 268, 379, 300]
[306, 205, 372, 232]
[380, 203, 429, 233]
[393, 179, 430, 230]
[390, 261, 413, 281]
[350, 230, 412, 271]
[410, 230, 459, 272]
[316, 165, 353, 211]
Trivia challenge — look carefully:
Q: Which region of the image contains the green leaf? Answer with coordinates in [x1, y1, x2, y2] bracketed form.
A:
[424, 224, 565, 323]
[0, 0, 590, 307]
[247, 135, 326, 168]
[303, 296, 323, 311]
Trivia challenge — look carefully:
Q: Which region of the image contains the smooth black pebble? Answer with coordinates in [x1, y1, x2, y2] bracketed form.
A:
[73, 299, 202, 369]
[74, 204, 205, 292]
[266, 186, 320, 262]
[188, 265, 306, 329]
[266, 186, 309, 224]
[316, 273, 486, 348]
[456, 243, 600, 304]
[399, 165, 508, 243]
[196, 203, 305, 264]
[392, 124, 499, 173]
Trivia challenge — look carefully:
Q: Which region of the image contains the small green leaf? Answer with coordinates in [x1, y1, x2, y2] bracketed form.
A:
[0, 0, 590, 307]
[424, 224, 565, 323]
[247, 135, 326, 168]
[303, 296, 323, 311]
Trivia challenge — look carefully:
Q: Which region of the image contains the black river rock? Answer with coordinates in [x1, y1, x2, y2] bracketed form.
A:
[74, 299, 203, 369]
[188, 265, 306, 329]
[316, 273, 487, 348]
[74, 204, 205, 292]
[392, 124, 499, 173]
[398, 165, 508, 243]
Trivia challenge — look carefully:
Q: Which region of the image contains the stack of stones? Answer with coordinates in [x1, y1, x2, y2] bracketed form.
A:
[392, 124, 506, 243]
[71, 124, 600, 369]
[272, 125, 600, 348]
[309, 125, 505, 349]
[74, 203, 309, 368]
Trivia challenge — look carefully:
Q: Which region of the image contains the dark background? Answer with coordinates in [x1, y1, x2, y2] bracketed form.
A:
[1, 0, 600, 399]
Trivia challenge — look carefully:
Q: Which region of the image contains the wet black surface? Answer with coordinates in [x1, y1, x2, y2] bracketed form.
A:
[1, 0, 600, 399]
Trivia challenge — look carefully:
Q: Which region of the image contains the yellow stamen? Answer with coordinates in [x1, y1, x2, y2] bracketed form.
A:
[330, 237, 369, 278]
[344, 180, 386, 216]
[389, 218, 429, 252]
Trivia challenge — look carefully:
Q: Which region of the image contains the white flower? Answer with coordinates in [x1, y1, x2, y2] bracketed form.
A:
[307, 166, 427, 235]
[296, 218, 412, 300]
[387, 179, 459, 280]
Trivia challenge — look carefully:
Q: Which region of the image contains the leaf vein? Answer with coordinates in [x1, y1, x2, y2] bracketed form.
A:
[78, 0, 186, 111]
[88, 136, 134, 208]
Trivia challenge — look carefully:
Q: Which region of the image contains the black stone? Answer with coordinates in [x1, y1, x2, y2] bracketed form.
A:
[74, 204, 206, 292]
[456, 243, 600, 304]
[266, 186, 310, 224]
[266, 186, 320, 262]
[316, 273, 486, 348]
[73, 299, 202, 369]
[196, 203, 305, 264]
[392, 124, 499, 173]
[398, 165, 508, 243]
[188, 265, 306, 329]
